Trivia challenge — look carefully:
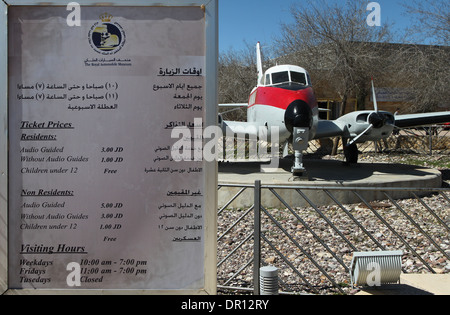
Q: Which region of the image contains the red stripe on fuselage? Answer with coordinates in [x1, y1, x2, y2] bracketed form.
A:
[248, 86, 318, 110]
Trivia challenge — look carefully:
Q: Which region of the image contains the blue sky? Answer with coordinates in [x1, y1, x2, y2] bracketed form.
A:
[219, 0, 412, 53]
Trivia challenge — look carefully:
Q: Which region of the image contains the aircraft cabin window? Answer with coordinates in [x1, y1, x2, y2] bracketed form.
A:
[291, 72, 307, 85]
[271, 71, 290, 85]
[265, 74, 271, 85]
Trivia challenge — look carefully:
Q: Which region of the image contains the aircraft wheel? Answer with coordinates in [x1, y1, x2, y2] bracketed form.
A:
[344, 143, 358, 164]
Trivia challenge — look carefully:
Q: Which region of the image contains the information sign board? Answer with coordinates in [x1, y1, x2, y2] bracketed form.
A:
[0, 0, 218, 295]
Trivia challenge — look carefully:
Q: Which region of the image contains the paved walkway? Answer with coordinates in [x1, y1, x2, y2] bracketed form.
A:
[357, 274, 450, 295]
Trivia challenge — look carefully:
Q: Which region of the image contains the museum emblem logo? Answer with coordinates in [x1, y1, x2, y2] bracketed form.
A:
[88, 13, 126, 55]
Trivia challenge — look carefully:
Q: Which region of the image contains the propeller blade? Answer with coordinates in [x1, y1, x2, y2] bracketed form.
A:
[371, 79, 378, 112]
[347, 124, 374, 146]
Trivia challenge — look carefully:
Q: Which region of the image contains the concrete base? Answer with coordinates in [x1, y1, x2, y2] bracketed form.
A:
[218, 157, 442, 208]
[356, 274, 450, 295]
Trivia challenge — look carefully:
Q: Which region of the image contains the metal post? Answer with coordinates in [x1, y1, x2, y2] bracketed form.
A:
[253, 180, 261, 295]
[429, 127, 433, 156]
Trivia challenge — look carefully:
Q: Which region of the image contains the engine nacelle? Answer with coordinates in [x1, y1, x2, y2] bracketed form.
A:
[284, 100, 313, 132]
[337, 110, 395, 143]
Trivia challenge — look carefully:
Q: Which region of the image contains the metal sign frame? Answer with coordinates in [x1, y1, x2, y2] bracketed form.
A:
[0, 0, 218, 295]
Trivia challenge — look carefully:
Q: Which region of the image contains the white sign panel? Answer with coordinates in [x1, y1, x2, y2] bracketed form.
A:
[2, 2, 217, 293]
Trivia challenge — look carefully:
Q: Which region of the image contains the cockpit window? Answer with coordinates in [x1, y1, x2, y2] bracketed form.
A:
[306, 73, 311, 85]
[268, 71, 309, 86]
[271, 71, 290, 85]
[265, 74, 271, 85]
[291, 72, 307, 85]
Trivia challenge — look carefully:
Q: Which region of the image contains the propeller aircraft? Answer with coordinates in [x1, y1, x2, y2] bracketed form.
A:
[220, 43, 450, 177]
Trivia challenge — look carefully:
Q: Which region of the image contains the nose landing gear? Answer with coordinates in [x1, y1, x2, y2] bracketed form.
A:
[291, 127, 310, 179]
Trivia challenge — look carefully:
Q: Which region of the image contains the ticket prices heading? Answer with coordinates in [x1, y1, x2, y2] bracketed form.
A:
[8, 6, 207, 290]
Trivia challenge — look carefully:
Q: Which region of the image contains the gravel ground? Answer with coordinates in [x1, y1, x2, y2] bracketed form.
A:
[217, 153, 450, 295]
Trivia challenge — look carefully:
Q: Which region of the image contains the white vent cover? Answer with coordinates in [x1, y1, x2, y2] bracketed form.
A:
[260, 266, 279, 295]
[350, 251, 403, 288]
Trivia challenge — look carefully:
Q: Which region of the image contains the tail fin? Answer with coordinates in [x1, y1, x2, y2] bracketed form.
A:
[256, 42, 264, 86]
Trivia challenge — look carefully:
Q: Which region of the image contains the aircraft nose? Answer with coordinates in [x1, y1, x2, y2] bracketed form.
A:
[284, 100, 313, 133]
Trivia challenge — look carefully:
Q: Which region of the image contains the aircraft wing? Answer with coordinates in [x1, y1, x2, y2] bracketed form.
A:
[314, 120, 346, 139]
[394, 111, 450, 128]
[313, 111, 450, 140]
